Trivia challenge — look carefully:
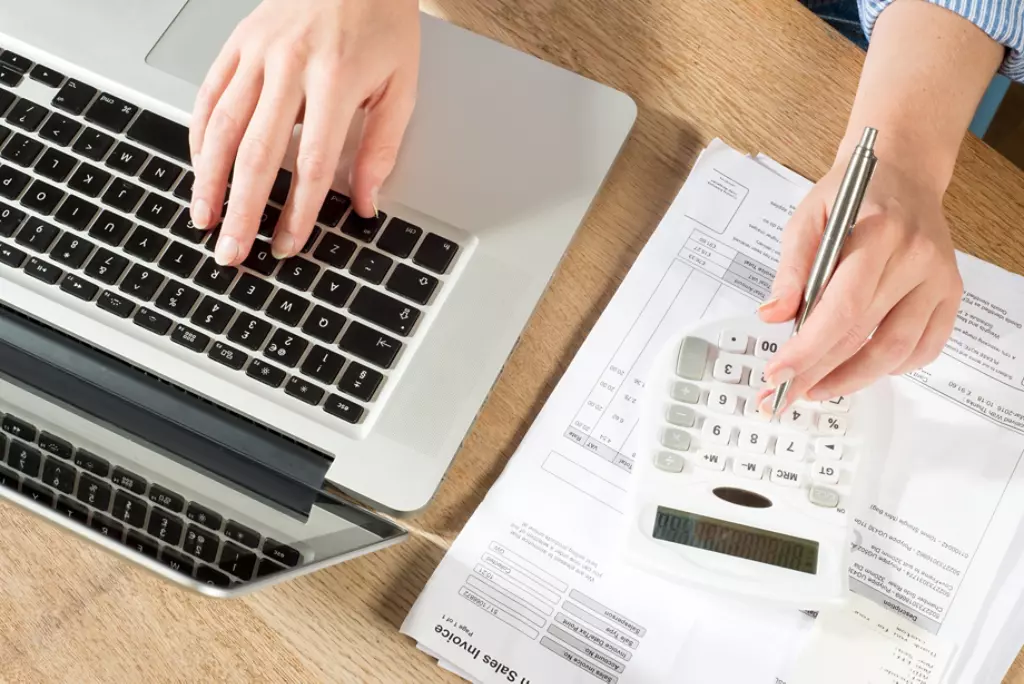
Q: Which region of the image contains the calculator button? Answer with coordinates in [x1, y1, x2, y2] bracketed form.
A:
[815, 439, 843, 460]
[821, 395, 851, 413]
[654, 452, 684, 473]
[733, 458, 765, 479]
[718, 330, 748, 353]
[712, 358, 742, 384]
[774, 435, 807, 461]
[809, 485, 840, 508]
[676, 337, 708, 380]
[661, 428, 692, 452]
[780, 406, 814, 431]
[671, 381, 701, 404]
[817, 414, 848, 436]
[754, 337, 779, 359]
[743, 398, 770, 423]
[696, 449, 726, 470]
[738, 427, 768, 454]
[812, 462, 841, 485]
[770, 466, 802, 487]
[701, 419, 731, 445]
[748, 368, 767, 389]
[666, 405, 696, 428]
[707, 389, 738, 415]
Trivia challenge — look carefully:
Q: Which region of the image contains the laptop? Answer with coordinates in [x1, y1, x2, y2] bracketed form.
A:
[0, 0, 636, 596]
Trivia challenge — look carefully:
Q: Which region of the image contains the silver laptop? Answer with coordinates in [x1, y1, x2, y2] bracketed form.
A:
[0, 0, 636, 596]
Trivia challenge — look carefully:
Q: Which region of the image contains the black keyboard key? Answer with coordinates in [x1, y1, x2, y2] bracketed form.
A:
[299, 344, 344, 382]
[35, 148, 76, 183]
[204, 226, 220, 253]
[101, 178, 145, 213]
[257, 558, 286, 578]
[263, 329, 307, 368]
[377, 219, 423, 258]
[0, 163, 29, 199]
[350, 248, 392, 285]
[67, 162, 111, 198]
[196, 565, 231, 587]
[23, 257, 62, 284]
[415, 233, 459, 274]
[96, 290, 135, 318]
[170, 324, 211, 353]
[317, 190, 350, 227]
[191, 297, 236, 334]
[265, 289, 308, 327]
[285, 377, 326, 405]
[194, 257, 238, 294]
[312, 232, 356, 269]
[0, 463, 18, 490]
[54, 195, 100, 231]
[386, 264, 438, 305]
[339, 321, 401, 369]
[126, 110, 190, 164]
[0, 243, 26, 268]
[72, 127, 114, 161]
[29, 64, 64, 88]
[155, 280, 200, 317]
[263, 539, 301, 567]
[76, 473, 112, 511]
[59, 273, 97, 301]
[105, 141, 147, 176]
[242, 240, 278, 276]
[1, 133, 43, 166]
[88, 212, 132, 247]
[38, 432, 72, 460]
[119, 264, 164, 300]
[125, 530, 158, 557]
[55, 496, 89, 523]
[301, 226, 321, 254]
[341, 211, 387, 242]
[208, 342, 247, 370]
[21, 480, 54, 507]
[90, 514, 123, 540]
[39, 112, 81, 147]
[246, 358, 286, 388]
[0, 51, 31, 72]
[158, 548, 194, 576]
[169, 210, 208, 244]
[139, 156, 182, 192]
[7, 442, 41, 477]
[111, 467, 147, 495]
[158, 241, 203, 278]
[0, 201, 25, 236]
[1, 414, 36, 441]
[0, 66, 22, 88]
[50, 232, 95, 268]
[123, 226, 168, 262]
[84, 248, 128, 283]
[257, 205, 280, 238]
[147, 484, 185, 514]
[53, 79, 97, 115]
[229, 273, 274, 310]
[337, 362, 383, 402]
[227, 313, 272, 351]
[0, 92, 12, 117]
[136, 193, 179, 229]
[184, 526, 220, 563]
[185, 503, 223, 532]
[173, 171, 194, 202]
[16, 217, 60, 251]
[112, 491, 148, 528]
[301, 305, 346, 343]
[5, 99, 48, 132]
[85, 93, 138, 134]
[21, 179, 64, 214]
[324, 394, 364, 424]
[218, 542, 257, 579]
[133, 307, 173, 336]
[148, 510, 184, 546]
[350, 287, 420, 337]
[269, 168, 292, 205]
[42, 457, 76, 494]
[73, 450, 109, 477]
[277, 256, 320, 291]
[224, 520, 261, 548]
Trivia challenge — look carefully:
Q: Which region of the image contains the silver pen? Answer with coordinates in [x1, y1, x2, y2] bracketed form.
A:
[769, 126, 879, 417]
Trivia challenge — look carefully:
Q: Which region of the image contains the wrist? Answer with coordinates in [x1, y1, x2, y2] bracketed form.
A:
[834, 120, 958, 197]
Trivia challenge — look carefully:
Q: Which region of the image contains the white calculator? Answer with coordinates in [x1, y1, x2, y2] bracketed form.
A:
[622, 316, 893, 609]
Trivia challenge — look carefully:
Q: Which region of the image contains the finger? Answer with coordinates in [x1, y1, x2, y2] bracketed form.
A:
[349, 72, 417, 218]
[190, 41, 241, 165]
[759, 195, 826, 323]
[889, 295, 959, 376]
[191, 61, 264, 234]
[216, 68, 303, 266]
[806, 286, 938, 399]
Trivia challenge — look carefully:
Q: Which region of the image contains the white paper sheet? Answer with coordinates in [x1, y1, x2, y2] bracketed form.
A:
[401, 140, 1024, 683]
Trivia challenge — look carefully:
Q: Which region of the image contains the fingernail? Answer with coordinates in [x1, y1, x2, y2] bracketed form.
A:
[758, 395, 775, 416]
[215, 234, 239, 266]
[272, 234, 295, 260]
[192, 199, 212, 229]
[765, 367, 794, 389]
[807, 387, 831, 401]
[758, 295, 782, 311]
[371, 187, 380, 218]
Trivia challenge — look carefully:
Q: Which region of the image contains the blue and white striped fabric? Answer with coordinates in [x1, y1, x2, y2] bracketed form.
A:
[859, 0, 1024, 81]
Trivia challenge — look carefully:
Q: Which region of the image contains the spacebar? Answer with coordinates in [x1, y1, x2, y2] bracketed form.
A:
[126, 111, 191, 164]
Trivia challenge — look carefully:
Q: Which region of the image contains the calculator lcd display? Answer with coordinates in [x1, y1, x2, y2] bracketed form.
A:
[652, 506, 818, 574]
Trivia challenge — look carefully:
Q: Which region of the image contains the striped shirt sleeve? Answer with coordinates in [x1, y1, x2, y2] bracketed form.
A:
[859, 0, 1024, 81]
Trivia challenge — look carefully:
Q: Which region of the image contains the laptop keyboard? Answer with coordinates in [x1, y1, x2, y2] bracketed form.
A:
[0, 49, 463, 427]
[0, 409, 302, 586]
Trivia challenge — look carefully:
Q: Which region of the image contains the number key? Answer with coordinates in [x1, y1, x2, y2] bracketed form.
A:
[754, 337, 779, 359]
[739, 427, 768, 454]
[774, 435, 807, 461]
[706, 388, 737, 415]
[780, 406, 814, 432]
[701, 419, 731, 445]
[712, 358, 742, 384]
[263, 329, 307, 368]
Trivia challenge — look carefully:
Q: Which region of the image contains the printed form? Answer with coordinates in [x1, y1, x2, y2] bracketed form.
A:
[401, 139, 1024, 683]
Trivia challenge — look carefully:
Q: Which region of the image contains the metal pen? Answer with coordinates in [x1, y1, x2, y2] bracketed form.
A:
[769, 126, 879, 417]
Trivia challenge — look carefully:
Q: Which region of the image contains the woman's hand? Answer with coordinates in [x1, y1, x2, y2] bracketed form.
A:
[188, 0, 420, 266]
[756, 155, 963, 410]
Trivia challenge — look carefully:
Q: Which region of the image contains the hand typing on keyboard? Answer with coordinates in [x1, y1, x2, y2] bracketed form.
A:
[188, 0, 421, 266]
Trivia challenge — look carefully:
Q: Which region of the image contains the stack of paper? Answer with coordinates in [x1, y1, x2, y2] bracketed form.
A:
[401, 139, 1024, 683]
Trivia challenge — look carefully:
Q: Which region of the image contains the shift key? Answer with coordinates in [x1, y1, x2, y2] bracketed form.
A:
[126, 111, 190, 164]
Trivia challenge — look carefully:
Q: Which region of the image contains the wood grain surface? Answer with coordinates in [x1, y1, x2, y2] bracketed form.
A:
[2, 0, 1023, 682]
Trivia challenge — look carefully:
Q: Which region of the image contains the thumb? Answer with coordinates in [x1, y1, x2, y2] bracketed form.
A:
[760, 192, 827, 323]
[349, 74, 416, 218]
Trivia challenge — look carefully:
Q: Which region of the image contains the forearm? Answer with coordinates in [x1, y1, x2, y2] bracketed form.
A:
[838, 0, 1003, 193]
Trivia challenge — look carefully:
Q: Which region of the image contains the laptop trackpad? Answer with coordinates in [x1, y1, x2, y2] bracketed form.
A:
[146, 0, 261, 86]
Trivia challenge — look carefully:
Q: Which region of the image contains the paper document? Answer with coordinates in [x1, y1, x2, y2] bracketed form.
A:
[401, 139, 1024, 683]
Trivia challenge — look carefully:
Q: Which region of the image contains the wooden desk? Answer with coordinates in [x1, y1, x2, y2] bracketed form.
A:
[2, 0, 1023, 681]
